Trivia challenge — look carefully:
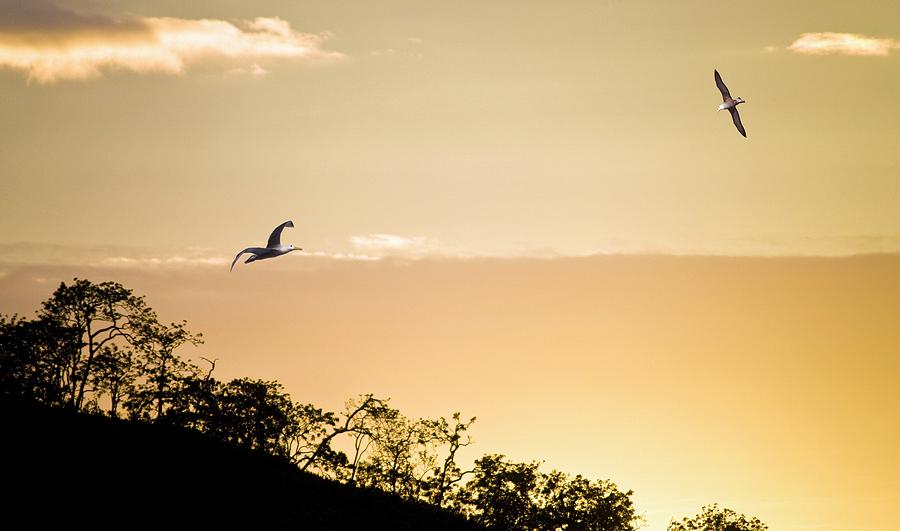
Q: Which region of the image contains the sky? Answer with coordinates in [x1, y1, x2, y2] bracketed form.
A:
[0, 1, 899, 530]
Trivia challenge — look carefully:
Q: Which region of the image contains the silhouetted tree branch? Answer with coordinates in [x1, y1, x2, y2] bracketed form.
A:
[298, 394, 390, 473]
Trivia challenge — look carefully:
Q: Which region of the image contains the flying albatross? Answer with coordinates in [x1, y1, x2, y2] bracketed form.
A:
[230, 220, 302, 271]
[715, 69, 747, 137]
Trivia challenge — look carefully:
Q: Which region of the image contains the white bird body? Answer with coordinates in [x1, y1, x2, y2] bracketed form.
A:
[717, 98, 745, 111]
[231, 220, 301, 271]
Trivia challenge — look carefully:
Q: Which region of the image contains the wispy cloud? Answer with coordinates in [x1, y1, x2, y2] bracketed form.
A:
[0, 243, 229, 269]
[301, 251, 380, 262]
[0, 1, 342, 83]
[229, 63, 270, 78]
[350, 234, 442, 258]
[787, 32, 898, 56]
[101, 255, 229, 268]
[3, 232, 900, 277]
[351, 234, 430, 250]
[0, 243, 387, 275]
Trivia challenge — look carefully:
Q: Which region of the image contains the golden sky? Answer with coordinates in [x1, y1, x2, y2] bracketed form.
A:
[1, 1, 899, 530]
[1, 255, 898, 531]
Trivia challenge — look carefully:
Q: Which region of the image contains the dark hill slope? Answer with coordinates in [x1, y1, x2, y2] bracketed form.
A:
[0, 402, 480, 529]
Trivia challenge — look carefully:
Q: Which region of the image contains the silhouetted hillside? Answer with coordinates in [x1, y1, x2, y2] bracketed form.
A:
[1, 401, 481, 529]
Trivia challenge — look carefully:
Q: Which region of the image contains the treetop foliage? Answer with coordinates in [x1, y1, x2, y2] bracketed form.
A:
[668, 504, 768, 531]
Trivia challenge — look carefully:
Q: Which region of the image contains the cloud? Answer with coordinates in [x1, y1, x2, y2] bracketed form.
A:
[369, 48, 398, 57]
[302, 251, 380, 262]
[350, 234, 442, 258]
[0, 243, 231, 269]
[787, 32, 898, 56]
[229, 63, 270, 78]
[0, 243, 390, 275]
[351, 234, 427, 250]
[102, 251, 386, 267]
[100, 255, 229, 268]
[0, 1, 342, 83]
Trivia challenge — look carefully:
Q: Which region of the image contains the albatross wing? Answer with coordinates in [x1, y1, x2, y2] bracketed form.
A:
[231, 247, 267, 271]
[729, 107, 747, 137]
[266, 220, 295, 249]
[231, 248, 252, 271]
[714, 70, 731, 101]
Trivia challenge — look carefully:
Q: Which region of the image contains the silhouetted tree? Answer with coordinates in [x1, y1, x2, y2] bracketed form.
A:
[453, 454, 641, 531]
[343, 408, 376, 485]
[127, 320, 202, 420]
[538, 471, 640, 531]
[90, 344, 139, 417]
[161, 375, 297, 455]
[38, 279, 156, 409]
[284, 402, 340, 469]
[0, 315, 73, 405]
[354, 411, 477, 504]
[668, 504, 767, 531]
[427, 413, 477, 507]
[162, 369, 221, 431]
[298, 394, 391, 475]
[357, 408, 439, 498]
[455, 454, 541, 529]
[210, 378, 297, 453]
